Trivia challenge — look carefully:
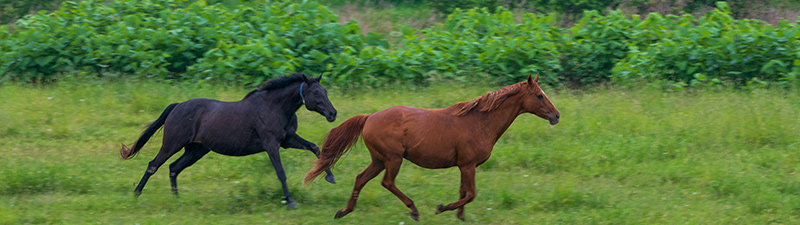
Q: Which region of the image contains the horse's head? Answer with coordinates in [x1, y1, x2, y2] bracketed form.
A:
[301, 74, 337, 122]
[521, 74, 559, 125]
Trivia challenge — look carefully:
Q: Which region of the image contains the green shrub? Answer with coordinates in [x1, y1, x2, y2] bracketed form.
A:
[395, 7, 562, 84]
[0, 0, 372, 84]
[557, 10, 637, 85]
[612, 2, 800, 89]
[2, 1, 798, 89]
[185, 1, 371, 85]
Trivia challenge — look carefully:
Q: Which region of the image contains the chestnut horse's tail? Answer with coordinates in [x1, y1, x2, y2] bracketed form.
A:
[120, 103, 179, 159]
[304, 114, 370, 185]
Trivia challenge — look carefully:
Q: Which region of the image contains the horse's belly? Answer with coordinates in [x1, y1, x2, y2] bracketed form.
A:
[193, 127, 266, 156]
[205, 142, 263, 156]
[404, 149, 457, 169]
[212, 148, 263, 156]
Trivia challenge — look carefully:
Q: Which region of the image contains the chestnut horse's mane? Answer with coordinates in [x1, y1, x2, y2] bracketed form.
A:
[451, 83, 523, 116]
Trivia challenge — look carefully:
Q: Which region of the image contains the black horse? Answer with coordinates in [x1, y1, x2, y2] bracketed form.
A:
[120, 73, 337, 209]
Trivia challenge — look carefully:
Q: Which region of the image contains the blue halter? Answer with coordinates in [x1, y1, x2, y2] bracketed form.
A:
[299, 82, 305, 105]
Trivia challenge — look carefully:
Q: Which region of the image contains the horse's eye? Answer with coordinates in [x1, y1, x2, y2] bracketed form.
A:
[537, 94, 544, 99]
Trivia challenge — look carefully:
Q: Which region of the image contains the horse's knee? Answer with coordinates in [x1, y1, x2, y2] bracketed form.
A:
[145, 166, 158, 174]
[355, 172, 370, 181]
[464, 192, 477, 203]
[380, 180, 394, 188]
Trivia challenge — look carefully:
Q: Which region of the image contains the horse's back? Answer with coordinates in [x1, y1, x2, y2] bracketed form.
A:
[363, 106, 461, 168]
[162, 98, 265, 155]
[365, 105, 446, 132]
[165, 98, 228, 125]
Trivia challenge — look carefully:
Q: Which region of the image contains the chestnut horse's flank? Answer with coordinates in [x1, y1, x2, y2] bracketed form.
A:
[304, 74, 560, 221]
[119, 73, 338, 209]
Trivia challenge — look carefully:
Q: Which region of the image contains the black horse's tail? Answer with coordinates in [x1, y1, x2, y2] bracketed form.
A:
[120, 103, 179, 159]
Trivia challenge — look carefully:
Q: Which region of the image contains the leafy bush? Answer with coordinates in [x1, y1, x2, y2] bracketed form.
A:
[355, 7, 562, 84]
[557, 10, 637, 85]
[1, 1, 799, 89]
[612, 2, 800, 89]
[185, 1, 372, 85]
[0, 0, 372, 85]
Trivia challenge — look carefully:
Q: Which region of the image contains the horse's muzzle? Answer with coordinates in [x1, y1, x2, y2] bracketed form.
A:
[325, 110, 337, 122]
[548, 114, 560, 125]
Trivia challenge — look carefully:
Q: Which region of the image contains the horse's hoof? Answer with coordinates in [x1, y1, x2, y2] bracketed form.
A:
[325, 174, 336, 184]
[334, 209, 347, 219]
[410, 212, 420, 221]
[457, 214, 466, 221]
[435, 204, 445, 215]
[134, 190, 142, 198]
[287, 201, 298, 209]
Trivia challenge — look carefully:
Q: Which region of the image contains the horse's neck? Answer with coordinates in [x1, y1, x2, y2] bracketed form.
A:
[472, 96, 524, 143]
[248, 86, 303, 116]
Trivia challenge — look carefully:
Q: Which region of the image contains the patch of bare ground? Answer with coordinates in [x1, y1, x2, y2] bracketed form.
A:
[618, 0, 798, 25]
[330, 1, 440, 35]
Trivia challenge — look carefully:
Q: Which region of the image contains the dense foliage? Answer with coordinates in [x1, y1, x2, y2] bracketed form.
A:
[0, 0, 373, 85]
[613, 3, 800, 89]
[1, 0, 798, 88]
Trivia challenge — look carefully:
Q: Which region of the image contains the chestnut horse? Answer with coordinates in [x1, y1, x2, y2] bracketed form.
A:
[304, 74, 559, 220]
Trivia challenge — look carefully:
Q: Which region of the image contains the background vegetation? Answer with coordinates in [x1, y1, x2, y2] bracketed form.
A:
[1, 0, 799, 88]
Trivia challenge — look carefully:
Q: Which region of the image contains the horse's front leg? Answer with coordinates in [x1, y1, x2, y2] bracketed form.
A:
[264, 140, 298, 209]
[281, 133, 336, 184]
[435, 164, 477, 220]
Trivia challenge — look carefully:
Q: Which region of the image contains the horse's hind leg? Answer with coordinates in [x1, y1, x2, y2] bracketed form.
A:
[133, 142, 185, 197]
[380, 157, 420, 221]
[335, 157, 385, 219]
[168, 143, 211, 196]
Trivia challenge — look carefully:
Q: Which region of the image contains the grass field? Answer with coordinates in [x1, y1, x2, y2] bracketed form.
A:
[1, 78, 800, 224]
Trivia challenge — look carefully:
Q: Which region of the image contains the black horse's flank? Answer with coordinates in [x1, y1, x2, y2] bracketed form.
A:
[120, 73, 337, 209]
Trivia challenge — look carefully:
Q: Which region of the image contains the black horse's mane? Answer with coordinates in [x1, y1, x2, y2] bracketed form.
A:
[244, 73, 307, 99]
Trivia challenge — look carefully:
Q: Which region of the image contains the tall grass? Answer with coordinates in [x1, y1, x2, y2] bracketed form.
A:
[1, 79, 799, 224]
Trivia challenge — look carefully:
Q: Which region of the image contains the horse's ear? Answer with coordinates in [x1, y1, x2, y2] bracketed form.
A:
[316, 73, 323, 82]
[526, 74, 534, 86]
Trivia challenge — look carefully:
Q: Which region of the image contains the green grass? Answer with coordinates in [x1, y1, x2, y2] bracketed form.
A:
[1, 79, 800, 224]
